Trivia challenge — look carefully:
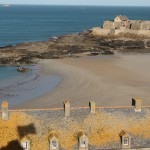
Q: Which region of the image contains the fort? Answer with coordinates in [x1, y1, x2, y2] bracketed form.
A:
[91, 15, 150, 37]
[1, 98, 150, 150]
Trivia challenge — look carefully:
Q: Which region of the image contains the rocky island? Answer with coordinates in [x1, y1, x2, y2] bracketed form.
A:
[0, 15, 150, 65]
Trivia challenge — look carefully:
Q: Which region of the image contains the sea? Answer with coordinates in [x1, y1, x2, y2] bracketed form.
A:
[0, 5, 150, 107]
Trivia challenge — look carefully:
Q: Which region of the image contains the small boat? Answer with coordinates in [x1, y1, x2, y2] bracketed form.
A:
[3, 1, 10, 7]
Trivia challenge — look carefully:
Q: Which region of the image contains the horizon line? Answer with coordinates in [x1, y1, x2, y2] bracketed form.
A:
[1, 4, 150, 7]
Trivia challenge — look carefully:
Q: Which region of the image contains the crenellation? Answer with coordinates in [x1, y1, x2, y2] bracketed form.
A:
[89, 101, 96, 114]
[64, 100, 70, 117]
[1, 98, 150, 150]
[132, 98, 142, 112]
[1, 101, 9, 120]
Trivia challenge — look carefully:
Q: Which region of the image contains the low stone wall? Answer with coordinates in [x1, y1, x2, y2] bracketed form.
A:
[115, 28, 150, 37]
[92, 27, 115, 36]
[91, 27, 150, 38]
[1, 106, 150, 150]
[1, 99, 150, 150]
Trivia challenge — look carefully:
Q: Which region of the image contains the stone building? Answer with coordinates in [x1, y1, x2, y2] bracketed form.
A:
[92, 15, 150, 37]
[114, 15, 129, 22]
[103, 15, 150, 30]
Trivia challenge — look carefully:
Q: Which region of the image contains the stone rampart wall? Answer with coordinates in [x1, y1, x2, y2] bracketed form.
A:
[115, 28, 150, 37]
[103, 20, 150, 30]
[103, 21, 121, 29]
[103, 21, 115, 29]
[91, 27, 150, 37]
[92, 27, 115, 36]
[1, 99, 150, 150]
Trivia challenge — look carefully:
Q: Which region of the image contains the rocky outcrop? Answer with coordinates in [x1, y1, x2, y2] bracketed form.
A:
[0, 31, 150, 65]
[146, 41, 150, 47]
[17, 67, 31, 72]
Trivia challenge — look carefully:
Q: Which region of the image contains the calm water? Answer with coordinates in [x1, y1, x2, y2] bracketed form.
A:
[0, 65, 61, 107]
[0, 66, 19, 79]
[0, 5, 150, 46]
[0, 5, 150, 107]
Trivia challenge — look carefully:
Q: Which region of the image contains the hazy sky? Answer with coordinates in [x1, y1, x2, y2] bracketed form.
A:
[4, 0, 150, 6]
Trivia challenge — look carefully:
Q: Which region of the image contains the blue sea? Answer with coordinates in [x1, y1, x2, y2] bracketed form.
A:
[1, 5, 150, 46]
[0, 5, 150, 107]
[0, 65, 61, 107]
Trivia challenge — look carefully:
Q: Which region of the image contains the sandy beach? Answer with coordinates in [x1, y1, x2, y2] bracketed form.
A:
[14, 53, 150, 109]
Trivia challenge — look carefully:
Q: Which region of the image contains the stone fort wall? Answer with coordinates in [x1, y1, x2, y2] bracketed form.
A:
[103, 20, 150, 30]
[1, 99, 150, 150]
[91, 16, 150, 37]
[91, 27, 150, 37]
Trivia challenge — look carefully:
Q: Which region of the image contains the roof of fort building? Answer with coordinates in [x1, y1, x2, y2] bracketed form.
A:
[114, 15, 129, 21]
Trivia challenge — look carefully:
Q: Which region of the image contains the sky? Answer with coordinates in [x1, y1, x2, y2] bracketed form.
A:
[3, 0, 150, 6]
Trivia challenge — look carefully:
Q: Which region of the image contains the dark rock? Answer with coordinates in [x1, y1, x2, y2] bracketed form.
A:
[123, 40, 145, 49]
[0, 45, 13, 49]
[146, 41, 150, 47]
[101, 50, 114, 55]
[89, 52, 99, 56]
[0, 58, 15, 64]
[0, 30, 149, 65]
[17, 67, 31, 72]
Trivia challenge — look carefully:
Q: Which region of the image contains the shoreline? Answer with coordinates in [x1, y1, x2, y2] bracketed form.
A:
[0, 30, 150, 65]
[0, 25, 149, 108]
[13, 53, 150, 109]
[0, 64, 62, 108]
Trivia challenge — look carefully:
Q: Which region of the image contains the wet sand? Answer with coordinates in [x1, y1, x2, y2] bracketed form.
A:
[15, 54, 150, 109]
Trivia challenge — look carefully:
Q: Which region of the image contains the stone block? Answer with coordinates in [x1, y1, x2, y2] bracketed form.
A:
[64, 100, 70, 117]
[89, 101, 96, 114]
[1, 101, 9, 120]
[132, 98, 142, 112]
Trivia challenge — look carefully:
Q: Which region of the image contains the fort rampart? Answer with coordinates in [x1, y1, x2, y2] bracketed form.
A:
[1, 98, 150, 150]
[92, 27, 150, 37]
[91, 16, 150, 38]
